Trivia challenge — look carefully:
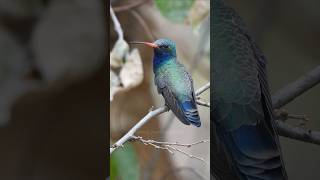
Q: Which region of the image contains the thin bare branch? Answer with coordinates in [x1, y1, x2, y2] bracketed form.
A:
[131, 135, 209, 164]
[166, 145, 207, 164]
[110, 6, 124, 40]
[196, 82, 210, 95]
[110, 106, 168, 153]
[276, 121, 320, 145]
[271, 66, 320, 145]
[272, 66, 320, 109]
[110, 83, 210, 154]
[131, 135, 209, 147]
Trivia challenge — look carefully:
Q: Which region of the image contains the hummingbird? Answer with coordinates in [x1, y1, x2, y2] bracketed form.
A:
[212, 0, 288, 179]
[130, 39, 201, 127]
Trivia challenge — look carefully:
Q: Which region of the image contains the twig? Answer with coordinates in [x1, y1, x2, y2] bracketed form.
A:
[166, 145, 207, 164]
[110, 6, 124, 40]
[132, 135, 209, 147]
[273, 109, 309, 124]
[132, 135, 209, 164]
[196, 97, 210, 107]
[110, 83, 210, 154]
[272, 66, 320, 109]
[271, 66, 320, 145]
[276, 121, 320, 145]
[142, 112, 175, 179]
[195, 82, 210, 95]
[110, 106, 168, 153]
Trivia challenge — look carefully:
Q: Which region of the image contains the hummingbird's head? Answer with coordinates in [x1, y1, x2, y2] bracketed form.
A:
[152, 39, 176, 57]
[129, 38, 176, 58]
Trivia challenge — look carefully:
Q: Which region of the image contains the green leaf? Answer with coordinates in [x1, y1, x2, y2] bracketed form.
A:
[110, 143, 140, 180]
[155, 0, 195, 23]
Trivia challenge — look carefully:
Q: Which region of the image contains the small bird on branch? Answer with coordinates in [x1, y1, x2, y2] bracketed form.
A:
[130, 39, 201, 127]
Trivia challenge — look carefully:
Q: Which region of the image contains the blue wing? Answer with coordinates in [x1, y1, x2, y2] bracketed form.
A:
[157, 82, 201, 127]
[180, 95, 201, 127]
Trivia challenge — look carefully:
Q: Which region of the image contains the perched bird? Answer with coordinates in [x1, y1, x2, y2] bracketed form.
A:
[130, 39, 201, 127]
[212, 0, 288, 179]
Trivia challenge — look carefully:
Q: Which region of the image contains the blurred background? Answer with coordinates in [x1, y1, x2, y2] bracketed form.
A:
[0, 0, 107, 179]
[110, 0, 210, 180]
[225, 0, 320, 179]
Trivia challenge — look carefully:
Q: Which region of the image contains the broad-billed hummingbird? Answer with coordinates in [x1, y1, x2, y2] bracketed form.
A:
[131, 39, 201, 127]
[212, 0, 288, 179]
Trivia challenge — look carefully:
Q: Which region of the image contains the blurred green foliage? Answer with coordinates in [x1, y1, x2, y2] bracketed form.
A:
[110, 143, 140, 180]
[154, 0, 194, 23]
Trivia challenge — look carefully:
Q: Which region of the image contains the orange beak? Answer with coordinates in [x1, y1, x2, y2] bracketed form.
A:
[129, 41, 158, 48]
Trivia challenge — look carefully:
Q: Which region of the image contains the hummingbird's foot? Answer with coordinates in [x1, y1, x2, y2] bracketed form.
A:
[196, 97, 210, 107]
[111, 143, 124, 149]
[274, 109, 309, 126]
